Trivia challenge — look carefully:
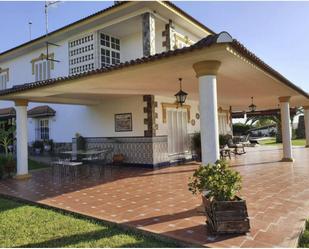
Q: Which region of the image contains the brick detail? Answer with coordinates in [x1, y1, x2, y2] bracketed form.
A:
[143, 95, 157, 137]
[162, 20, 175, 51]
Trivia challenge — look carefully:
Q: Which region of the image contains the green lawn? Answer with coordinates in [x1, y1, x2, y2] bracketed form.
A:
[299, 220, 309, 247]
[28, 159, 49, 170]
[258, 138, 306, 146]
[0, 197, 178, 248]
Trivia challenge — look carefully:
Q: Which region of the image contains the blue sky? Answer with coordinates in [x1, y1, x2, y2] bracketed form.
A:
[0, 1, 308, 92]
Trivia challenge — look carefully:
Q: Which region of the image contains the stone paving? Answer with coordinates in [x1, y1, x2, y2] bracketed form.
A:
[1, 146, 309, 247]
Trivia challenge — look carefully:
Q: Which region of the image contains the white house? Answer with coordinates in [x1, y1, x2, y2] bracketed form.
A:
[0, 1, 308, 178]
[0, 1, 232, 167]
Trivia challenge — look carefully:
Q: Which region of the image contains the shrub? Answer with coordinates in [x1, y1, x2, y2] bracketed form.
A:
[0, 155, 7, 180]
[44, 139, 54, 151]
[219, 134, 232, 147]
[192, 132, 201, 151]
[233, 123, 252, 136]
[188, 160, 242, 201]
[191, 132, 201, 161]
[32, 140, 44, 152]
[76, 134, 86, 151]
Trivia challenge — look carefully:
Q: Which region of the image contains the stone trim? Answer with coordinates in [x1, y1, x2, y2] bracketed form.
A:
[13, 174, 32, 180]
[142, 12, 155, 57]
[193, 60, 221, 77]
[162, 20, 175, 51]
[279, 96, 291, 103]
[161, 102, 191, 123]
[0, 67, 9, 81]
[14, 99, 28, 106]
[173, 33, 194, 49]
[31, 53, 55, 75]
[143, 95, 158, 137]
[281, 157, 294, 162]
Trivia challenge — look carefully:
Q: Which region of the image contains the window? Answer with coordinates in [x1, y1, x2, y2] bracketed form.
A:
[100, 34, 110, 47]
[69, 34, 95, 75]
[36, 119, 49, 140]
[34, 60, 50, 81]
[100, 33, 120, 68]
[0, 73, 8, 90]
[111, 51, 120, 64]
[111, 37, 120, 50]
[101, 48, 110, 67]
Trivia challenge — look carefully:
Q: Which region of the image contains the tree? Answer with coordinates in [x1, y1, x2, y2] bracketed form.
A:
[245, 107, 302, 143]
[245, 115, 282, 142]
[0, 121, 15, 156]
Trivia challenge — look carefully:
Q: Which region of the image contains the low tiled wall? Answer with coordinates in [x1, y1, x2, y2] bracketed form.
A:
[74, 136, 169, 167]
[72, 135, 194, 167]
[53, 142, 72, 153]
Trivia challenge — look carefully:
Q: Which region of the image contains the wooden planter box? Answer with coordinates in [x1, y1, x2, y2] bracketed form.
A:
[202, 195, 250, 234]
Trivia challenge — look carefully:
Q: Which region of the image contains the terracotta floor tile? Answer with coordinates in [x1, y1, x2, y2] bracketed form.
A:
[0, 146, 309, 247]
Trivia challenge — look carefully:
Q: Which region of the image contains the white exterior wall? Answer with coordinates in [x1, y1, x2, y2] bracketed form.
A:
[154, 95, 232, 137]
[0, 40, 68, 88]
[0, 8, 207, 144]
[121, 32, 143, 62]
[155, 18, 166, 54]
[27, 96, 145, 143]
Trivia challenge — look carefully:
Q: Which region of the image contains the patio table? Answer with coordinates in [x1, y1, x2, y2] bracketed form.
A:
[60, 149, 110, 161]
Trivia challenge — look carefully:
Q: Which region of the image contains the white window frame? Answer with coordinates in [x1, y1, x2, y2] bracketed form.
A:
[0, 72, 8, 90]
[34, 60, 51, 81]
[99, 32, 120, 68]
[36, 118, 50, 141]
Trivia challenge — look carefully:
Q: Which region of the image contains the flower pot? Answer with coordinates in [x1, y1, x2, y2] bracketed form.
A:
[4, 160, 15, 178]
[202, 195, 250, 234]
[44, 144, 51, 152]
[113, 154, 124, 165]
[34, 148, 41, 155]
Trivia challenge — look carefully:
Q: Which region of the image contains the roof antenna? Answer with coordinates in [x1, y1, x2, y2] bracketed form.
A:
[44, 1, 61, 63]
[28, 21, 32, 41]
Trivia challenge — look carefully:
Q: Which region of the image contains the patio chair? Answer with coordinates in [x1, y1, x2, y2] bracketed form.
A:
[240, 134, 252, 147]
[227, 138, 246, 155]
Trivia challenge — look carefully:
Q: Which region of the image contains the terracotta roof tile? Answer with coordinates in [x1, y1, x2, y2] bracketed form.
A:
[0, 34, 220, 96]
[27, 105, 56, 118]
[0, 107, 15, 118]
[0, 33, 308, 100]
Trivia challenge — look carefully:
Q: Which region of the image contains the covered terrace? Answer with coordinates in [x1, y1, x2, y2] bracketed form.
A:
[0, 32, 308, 178]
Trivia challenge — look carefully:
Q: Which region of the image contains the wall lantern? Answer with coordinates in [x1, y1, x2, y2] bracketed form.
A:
[175, 78, 188, 106]
[248, 96, 257, 112]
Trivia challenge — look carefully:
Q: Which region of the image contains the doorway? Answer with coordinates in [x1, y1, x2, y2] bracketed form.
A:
[167, 108, 189, 159]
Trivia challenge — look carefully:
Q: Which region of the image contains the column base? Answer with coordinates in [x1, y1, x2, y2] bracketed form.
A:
[13, 174, 32, 180]
[280, 157, 294, 162]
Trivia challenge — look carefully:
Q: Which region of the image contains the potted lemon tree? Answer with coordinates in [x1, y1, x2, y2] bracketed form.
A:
[188, 160, 250, 234]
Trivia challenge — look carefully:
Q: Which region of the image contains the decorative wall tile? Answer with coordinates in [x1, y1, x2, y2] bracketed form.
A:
[70, 135, 194, 167]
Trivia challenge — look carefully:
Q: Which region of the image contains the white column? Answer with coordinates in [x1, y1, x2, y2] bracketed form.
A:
[304, 106, 309, 148]
[193, 61, 221, 165]
[279, 97, 293, 162]
[15, 100, 30, 179]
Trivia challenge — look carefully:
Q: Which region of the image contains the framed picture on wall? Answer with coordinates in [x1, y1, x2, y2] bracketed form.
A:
[115, 113, 132, 132]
